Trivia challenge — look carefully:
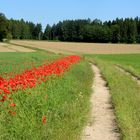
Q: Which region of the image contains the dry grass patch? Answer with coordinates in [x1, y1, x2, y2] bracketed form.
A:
[0, 43, 15, 52]
[11, 40, 140, 54]
[0, 42, 35, 52]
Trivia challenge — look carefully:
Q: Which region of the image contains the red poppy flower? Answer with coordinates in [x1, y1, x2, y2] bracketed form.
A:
[9, 103, 16, 107]
[8, 110, 16, 116]
[42, 116, 46, 124]
[0, 56, 81, 107]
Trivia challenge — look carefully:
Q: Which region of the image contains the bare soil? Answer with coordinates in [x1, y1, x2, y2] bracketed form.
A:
[11, 40, 140, 54]
[81, 65, 120, 140]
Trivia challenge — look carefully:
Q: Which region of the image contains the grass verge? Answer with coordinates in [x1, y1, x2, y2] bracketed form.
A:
[86, 55, 140, 140]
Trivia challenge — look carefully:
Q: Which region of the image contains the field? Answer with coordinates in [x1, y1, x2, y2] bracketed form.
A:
[11, 40, 140, 54]
[0, 42, 35, 52]
[0, 41, 140, 140]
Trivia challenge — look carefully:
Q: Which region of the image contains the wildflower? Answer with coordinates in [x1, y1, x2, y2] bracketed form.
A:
[9, 103, 16, 107]
[8, 110, 16, 116]
[2, 95, 7, 100]
[3, 89, 10, 94]
[42, 116, 46, 124]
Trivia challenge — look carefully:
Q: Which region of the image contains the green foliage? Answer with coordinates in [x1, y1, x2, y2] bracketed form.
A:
[43, 24, 52, 40]
[111, 24, 120, 43]
[44, 18, 140, 43]
[6, 32, 12, 42]
[136, 34, 140, 43]
[0, 11, 140, 43]
[0, 13, 7, 41]
[83, 24, 110, 42]
[32, 23, 42, 40]
[7, 17, 42, 40]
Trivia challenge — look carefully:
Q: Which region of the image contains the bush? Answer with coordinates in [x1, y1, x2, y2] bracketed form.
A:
[6, 33, 12, 42]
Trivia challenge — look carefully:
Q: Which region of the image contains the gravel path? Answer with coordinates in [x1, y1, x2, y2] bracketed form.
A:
[81, 65, 120, 140]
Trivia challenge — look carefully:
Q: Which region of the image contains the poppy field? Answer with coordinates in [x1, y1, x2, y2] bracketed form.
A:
[0, 55, 81, 102]
[0, 50, 93, 140]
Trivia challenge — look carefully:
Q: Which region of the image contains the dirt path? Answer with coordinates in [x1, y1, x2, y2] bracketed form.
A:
[81, 65, 120, 140]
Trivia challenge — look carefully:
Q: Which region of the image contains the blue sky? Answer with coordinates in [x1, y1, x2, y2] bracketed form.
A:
[0, 0, 139, 29]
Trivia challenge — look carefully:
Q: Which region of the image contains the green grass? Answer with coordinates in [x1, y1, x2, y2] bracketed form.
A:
[0, 51, 60, 78]
[85, 54, 140, 140]
[0, 51, 93, 140]
[89, 54, 140, 77]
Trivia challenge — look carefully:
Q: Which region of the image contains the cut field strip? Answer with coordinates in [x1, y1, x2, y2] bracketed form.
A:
[11, 40, 140, 54]
[82, 64, 120, 140]
[0, 43, 35, 52]
[115, 65, 140, 85]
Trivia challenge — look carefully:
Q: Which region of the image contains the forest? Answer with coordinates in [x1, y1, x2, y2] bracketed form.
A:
[0, 12, 140, 43]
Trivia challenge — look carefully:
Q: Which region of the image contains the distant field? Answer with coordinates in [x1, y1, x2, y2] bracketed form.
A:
[11, 40, 140, 54]
[0, 42, 35, 52]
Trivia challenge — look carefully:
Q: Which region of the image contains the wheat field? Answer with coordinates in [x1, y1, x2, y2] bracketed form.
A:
[11, 40, 140, 54]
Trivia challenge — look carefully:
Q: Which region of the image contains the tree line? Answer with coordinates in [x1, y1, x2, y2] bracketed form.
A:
[0, 12, 140, 43]
[0, 13, 42, 41]
[43, 18, 140, 43]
